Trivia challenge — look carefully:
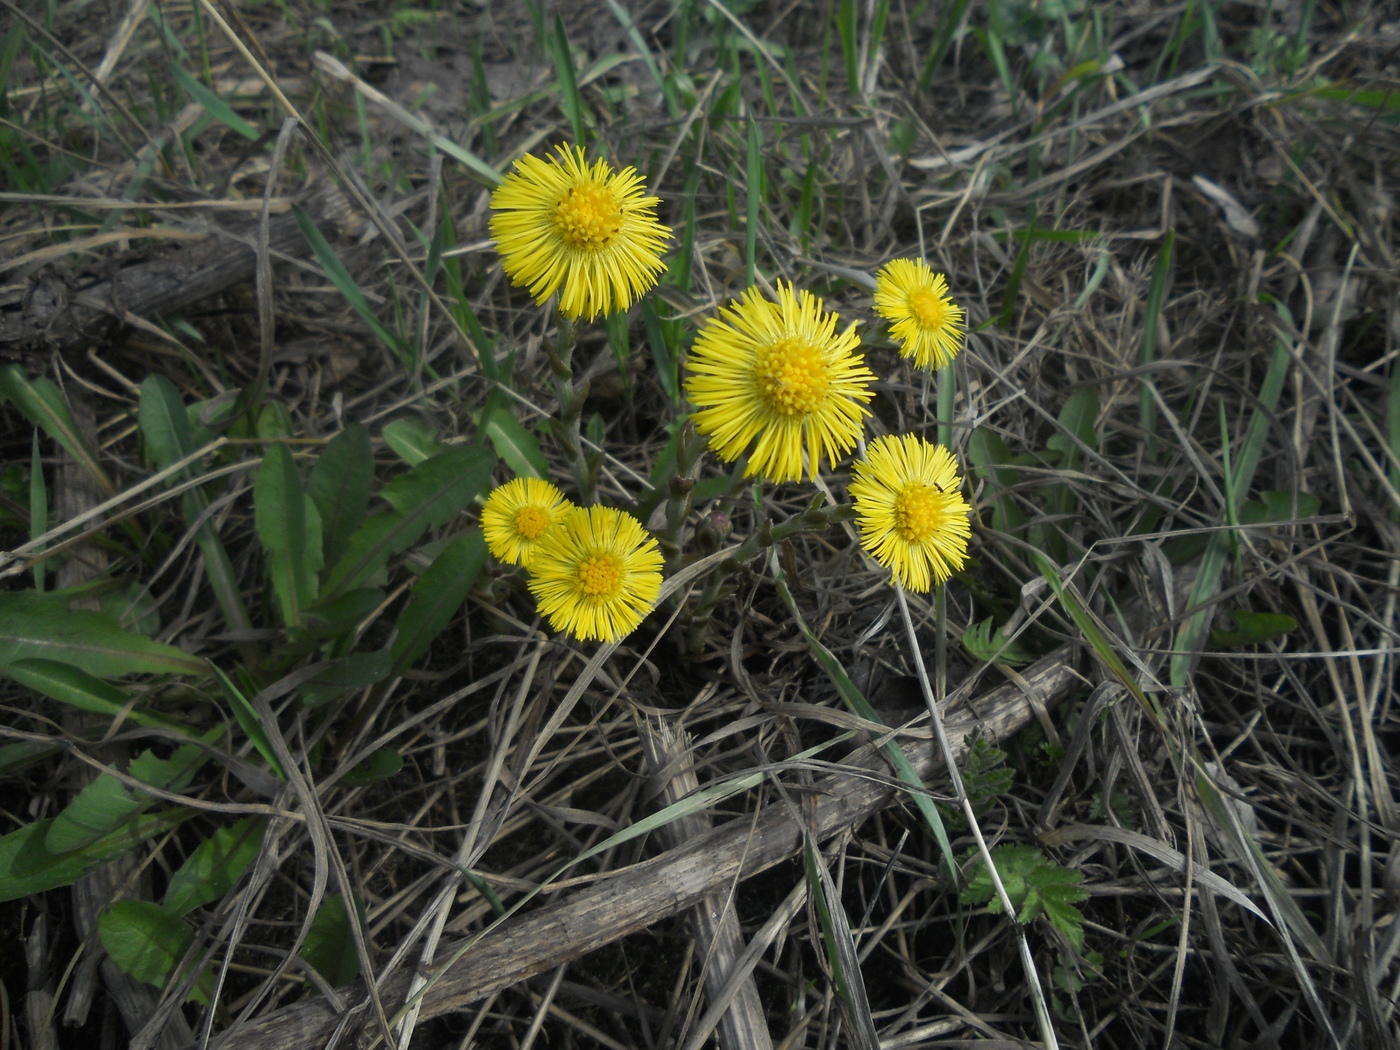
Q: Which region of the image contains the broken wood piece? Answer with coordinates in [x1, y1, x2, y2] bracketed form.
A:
[0, 182, 359, 356]
[640, 718, 774, 1050]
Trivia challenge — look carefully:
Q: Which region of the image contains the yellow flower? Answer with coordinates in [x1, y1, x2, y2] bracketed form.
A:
[873, 258, 964, 370]
[684, 281, 876, 483]
[850, 434, 972, 592]
[489, 144, 671, 321]
[481, 478, 573, 568]
[527, 505, 664, 643]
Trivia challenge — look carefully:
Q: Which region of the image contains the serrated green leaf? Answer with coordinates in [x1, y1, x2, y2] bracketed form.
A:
[0, 809, 190, 902]
[381, 418, 444, 466]
[324, 445, 494, 598]
[0, 365, 113, 495]
[163, 817, 266, 916]
[339, 748, 403, 786]
[961, 845, 1088, 949]
[391, 530, 486, 675]
[962, 617, 1033, 667]
[302, 893, 364, 988]
[0, 593, 204, 678]
[308, 424, 373, 572]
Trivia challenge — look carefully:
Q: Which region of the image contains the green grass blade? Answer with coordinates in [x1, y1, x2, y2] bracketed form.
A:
[293, 205, 411, 368]
[1170, 319, 1292, 687]
[29, 431, 45, 593]
[1139, 230, 1174, 463]
[0, 365, 114, 496]
[550, 14, 586, 143]
[745, 116, 762, 288]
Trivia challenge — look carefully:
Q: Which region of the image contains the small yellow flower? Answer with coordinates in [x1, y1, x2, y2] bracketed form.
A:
[850, 434, 972, 592]
[684, 281, 876, 483]
[527, 505, 664, 643]
[481, 478, 573, 568]
[873, 258, 964, 370]
[489, 144, 671, 321]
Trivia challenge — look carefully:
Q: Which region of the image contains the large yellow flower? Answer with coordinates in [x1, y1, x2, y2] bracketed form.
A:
[480, 478, 573, 568]
[850, 434, 971, 592]
[489, 144, 671, 321]
[873, 258, 964, 370]
[527, 505, 663, 643]
[684, 281, 876, 483]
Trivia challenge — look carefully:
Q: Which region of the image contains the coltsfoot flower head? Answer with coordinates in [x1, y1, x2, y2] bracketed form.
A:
[527, 505, 664, 643]
[874, 258, 965, 370]
[850, 434, 972, 592]
[489, 144, 671, 321]
[684, 281, 876, 483]
[481, 478, 574, 568]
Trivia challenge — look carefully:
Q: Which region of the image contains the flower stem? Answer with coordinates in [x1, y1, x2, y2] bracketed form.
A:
[545, 313, 598, 504]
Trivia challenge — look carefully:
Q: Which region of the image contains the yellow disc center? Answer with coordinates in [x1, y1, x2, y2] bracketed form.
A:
[512, 505, 551, 541]
[577, 552, 624, 598]
[908, 287, 948, 329]
[755, 337, 830, 417]
[555, 183, 623, 252]
[893, 484, 942, 543]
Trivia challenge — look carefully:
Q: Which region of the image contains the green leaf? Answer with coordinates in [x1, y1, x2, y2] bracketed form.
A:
[324, 445, 495, 598]
[0, 809, 190, 902]
[209, 664, 286, 780]
[0, 365, 113, 495]
[99, 900, 206, 1001]
[297, 651, 393, 708]
[480, 398, 548, 479]
[138, 375, 197, 472]
[1211, 609, 1297, 648]
[966, 427, 1026, 534]
[302, 893, 363, 988]
[163, 817, 266, 916]
[381, 418, 444, 467]
[47, 776, 147, 854]
[308, 424, 373, 572]
[961, 732, 1014, 819]
[1240, 490, 1321, 524]
[339, 748, 403, 786]
[0, 592, 204, 678]
[0, 742, 60, 775]
[299, 589, 384, 649]
[391, 530, 487, 675]
[256, 443, 317, 628]
[961, 845, 1088, 950]
[962, 617, 1033, 667]
[30, 431, 46, 593]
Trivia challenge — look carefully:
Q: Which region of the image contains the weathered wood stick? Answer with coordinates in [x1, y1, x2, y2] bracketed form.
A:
[198, 648, 1081, 1050]
[0, 183, 357, 355]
